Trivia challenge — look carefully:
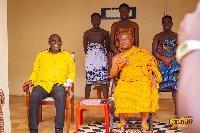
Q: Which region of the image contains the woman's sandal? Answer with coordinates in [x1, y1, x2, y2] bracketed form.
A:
[116, 124, 127, 133]
[141, 126, 149, 133]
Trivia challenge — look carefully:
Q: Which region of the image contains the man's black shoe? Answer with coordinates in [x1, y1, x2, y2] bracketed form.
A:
[30, 129, 38, 133]
[55, 128, 63, 133]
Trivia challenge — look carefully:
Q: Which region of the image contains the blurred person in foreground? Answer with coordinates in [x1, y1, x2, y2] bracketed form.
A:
[177, 1, 200, 133]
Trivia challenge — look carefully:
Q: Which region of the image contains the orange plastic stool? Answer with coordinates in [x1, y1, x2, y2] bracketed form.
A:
[76, 99, 110, 133]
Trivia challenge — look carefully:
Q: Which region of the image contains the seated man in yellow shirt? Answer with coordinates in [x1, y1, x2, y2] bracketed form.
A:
[22, 34, 76, 133]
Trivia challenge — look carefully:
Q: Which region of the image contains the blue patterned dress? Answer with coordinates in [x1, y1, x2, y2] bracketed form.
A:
[157, 38, 180, 90]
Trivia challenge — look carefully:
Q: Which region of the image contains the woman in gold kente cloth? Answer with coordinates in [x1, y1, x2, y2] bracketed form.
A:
[109, 32, 161, 132]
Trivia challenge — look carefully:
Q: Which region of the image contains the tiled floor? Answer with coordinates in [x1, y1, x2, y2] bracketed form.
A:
[10, 95, 177, 133]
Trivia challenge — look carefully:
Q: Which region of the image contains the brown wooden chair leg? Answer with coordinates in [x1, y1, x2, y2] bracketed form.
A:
[39, 104, 42, 122]
[71, 97, 74, 122]
[97, 90, 101, 99]
[66, 92, 70, 133]
[27, 107, 30, 130]
[93, 86, 102, 99]
[26, 91, 30, 130]
[71, 86, 74, 122]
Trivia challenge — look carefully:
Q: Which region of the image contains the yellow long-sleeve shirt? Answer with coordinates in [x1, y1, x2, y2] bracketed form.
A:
[29, 49, 76, 93]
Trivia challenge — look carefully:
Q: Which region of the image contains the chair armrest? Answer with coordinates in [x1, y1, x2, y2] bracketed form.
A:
[22, 84, 31, 108]
[23, 84, 34, 92]
[65, 83, 74, 100]
[23, 84, 30, 92]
